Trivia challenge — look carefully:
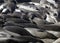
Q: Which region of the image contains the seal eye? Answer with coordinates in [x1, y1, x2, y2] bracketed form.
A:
[54, 13, 57, 16]
[45, 6, 49, 8]
[47, 12, 50, 15]
[55, 0, 58, 2]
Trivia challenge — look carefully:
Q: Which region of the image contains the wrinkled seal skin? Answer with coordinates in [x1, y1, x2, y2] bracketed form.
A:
[0, 0, 60, 43]
[53, 38, 60, 43]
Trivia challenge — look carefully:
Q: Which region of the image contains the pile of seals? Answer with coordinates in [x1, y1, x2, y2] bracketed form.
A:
[0, 0, 59, 43]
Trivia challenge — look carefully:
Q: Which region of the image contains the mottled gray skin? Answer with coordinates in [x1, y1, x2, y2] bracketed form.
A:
[4, 0, 17, 13]
[41, 39, 55, 43]
[53, 38, 60, 43]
